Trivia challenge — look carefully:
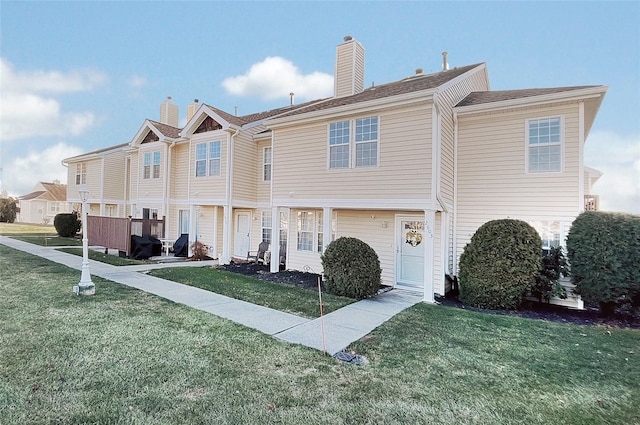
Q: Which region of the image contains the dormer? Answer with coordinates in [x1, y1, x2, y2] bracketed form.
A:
[181, 104, 242, 138]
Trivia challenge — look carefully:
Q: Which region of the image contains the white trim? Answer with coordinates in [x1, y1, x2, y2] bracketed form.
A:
[454, 87, 606, 115]
[272, 198, 435, 210]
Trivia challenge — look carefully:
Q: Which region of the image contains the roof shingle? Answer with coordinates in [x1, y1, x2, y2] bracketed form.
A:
[456, 86, 600, 107]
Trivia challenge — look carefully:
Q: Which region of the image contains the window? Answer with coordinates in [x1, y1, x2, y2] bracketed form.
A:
[329, 117, 378, 169]
[75, 163, 86, 185]
[530, 221, 562, 253]
[280, 211, 288, 246]
[143, 151, 161, 179]
[329, 120, 350, 169]
[355, 117, 378, 167]
[296, 210, 324, 253]
[49, 203, 60, 213]
[195, 141, 221, 177]
[263, 147, 272, 181]
[261, 211, 272, 244]
[528, 117, 561, 172]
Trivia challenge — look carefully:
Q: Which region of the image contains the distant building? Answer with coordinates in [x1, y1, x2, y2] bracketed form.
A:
[18, 181, 69, 224]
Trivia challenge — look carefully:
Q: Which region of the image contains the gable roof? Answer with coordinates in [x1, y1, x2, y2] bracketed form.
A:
[456, 86, 600, 107]
[19, 182, 67, 202]
[147, 120, 181, 138]
[270, 63, 484, 120]
[62, 143, 129, 163]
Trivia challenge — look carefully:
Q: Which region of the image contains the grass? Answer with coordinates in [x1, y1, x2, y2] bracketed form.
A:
[56, 247, 146, 266]
[148, 266, 354, 318]
[1, 244, 639, 424]
[0, 222, 58, 235]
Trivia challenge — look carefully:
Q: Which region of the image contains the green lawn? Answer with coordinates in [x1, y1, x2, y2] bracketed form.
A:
[1, 244, 639, 424]
[148, 266, 354, 318]
[56, 247, 146, 266]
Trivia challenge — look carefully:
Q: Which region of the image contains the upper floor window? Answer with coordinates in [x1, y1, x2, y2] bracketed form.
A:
[528, 117, 561, 173]
[263, 147, 272, 181]
[143, 151, 161, 179]
[329, 116, 379, 169]
[195, 141, 221, 177]
[329, 121, 350, 169]
[75, 163, 86, 185]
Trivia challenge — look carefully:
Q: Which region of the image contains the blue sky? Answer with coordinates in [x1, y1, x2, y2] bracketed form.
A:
[1, 1, 638, 213]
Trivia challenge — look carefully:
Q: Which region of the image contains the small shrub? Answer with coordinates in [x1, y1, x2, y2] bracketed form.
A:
[190, 241, 210, 261]
[321, 237, 381, 299]
[54, 213, 81, 237]
[0, 197, 18, 223]
[532, 246, 569, 303]
[459, 219, 541, 310]
[566, 211, 640, 315]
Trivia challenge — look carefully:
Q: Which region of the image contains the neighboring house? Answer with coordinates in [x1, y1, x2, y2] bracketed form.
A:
[18, 181, 69, 224]
[63, 36, 606, 306]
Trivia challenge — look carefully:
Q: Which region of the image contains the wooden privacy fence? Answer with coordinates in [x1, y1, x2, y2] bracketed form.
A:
[87, 216, 165, 257]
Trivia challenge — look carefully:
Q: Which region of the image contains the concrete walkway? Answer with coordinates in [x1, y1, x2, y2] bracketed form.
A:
[0, 236, 421, 355]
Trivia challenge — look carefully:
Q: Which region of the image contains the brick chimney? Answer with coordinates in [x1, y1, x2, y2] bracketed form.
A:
[160, 96, 179, 127]
[334, 36, 365, 98]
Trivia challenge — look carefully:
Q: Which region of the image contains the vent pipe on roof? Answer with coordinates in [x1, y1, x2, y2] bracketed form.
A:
[234, 106, 238, 116]
[289, 92, 295, 106]
[442, 51, 449, 71]
[416, 68, 423, 75]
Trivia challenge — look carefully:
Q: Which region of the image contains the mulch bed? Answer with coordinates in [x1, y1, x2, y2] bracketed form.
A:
[219, 262, 639, 329]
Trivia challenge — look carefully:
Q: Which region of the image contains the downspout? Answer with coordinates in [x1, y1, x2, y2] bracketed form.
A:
[433, 92, 450, 281]
[452, 111, 459, 276]
[100, 154, 105, 215]
[578, 101, 585, 213]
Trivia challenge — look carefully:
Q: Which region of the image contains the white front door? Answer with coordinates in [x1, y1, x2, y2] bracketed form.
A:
[234, 211, 251, 258]
[396, 216, 425, 290]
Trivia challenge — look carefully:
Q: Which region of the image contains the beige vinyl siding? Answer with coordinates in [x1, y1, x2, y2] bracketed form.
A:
[272, 105, 432, 202]
[456, 103, 583, 263]
[170, 143, 190, 201]
[102, 150, 127, 200]
[188, 134, 227, 200]
[137, 143, 165, 200]
[335, 210, 396, 287]
[256, 140, 272, 205]
[129, 152, 139, 202]
[232, 131, 257, 203]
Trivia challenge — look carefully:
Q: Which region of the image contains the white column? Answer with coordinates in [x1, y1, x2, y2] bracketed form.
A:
[188, 204, 196, 257]
[270, 206, 280, 273]
[221, 205, 231, 265]
[423, 209, 435, 303]
[213, 206, 219, 259]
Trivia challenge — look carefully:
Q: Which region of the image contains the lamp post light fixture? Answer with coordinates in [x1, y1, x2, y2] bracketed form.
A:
[75, 184, 95, 295]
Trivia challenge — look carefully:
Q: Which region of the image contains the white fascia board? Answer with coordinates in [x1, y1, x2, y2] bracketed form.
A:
[180, 105, 233, 138]
[436, 63, 487, 93]
[272, 197, 433, 211]
[266, 90, 437, 129]
[61, 144, 128, 164]
[454, 86, 607, 115]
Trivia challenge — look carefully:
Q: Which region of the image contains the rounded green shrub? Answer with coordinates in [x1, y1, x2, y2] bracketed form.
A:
[459, 219, 542, 310]
[54, 213, 81, 237]
[566, 211, 640, 314]
[321, 237, 381, 299]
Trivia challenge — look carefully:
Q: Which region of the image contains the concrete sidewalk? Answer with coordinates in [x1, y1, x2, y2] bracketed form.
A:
[0, 236, 421, 355]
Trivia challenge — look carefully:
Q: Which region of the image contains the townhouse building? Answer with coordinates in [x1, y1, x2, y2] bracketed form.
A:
[64, 36, 606, 304]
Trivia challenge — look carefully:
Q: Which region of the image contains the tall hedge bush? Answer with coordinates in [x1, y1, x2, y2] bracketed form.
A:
[54, 213, 81, 237]
[459, 219, 542, 310]
[321, 237, 381, 299]
[566, 211, 640, 314]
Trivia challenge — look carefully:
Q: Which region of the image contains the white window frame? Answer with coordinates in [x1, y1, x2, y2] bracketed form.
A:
[328, 116, 379, 169]
[296, 210, 324, 253]
[195, 141, 221, 177]
[75, 163, 86, 185]
[526, 116, 563, 173]
[261, 211, 272, 244]
[143, 151, 161, 179]
[328, 120, 350, 169]
[263, 147, 272, 181]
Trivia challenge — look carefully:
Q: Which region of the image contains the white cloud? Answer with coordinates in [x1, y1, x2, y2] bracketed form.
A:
[1, 142, 83, 197]
[127, 74, 147, 88]
[584, 130, 640, 214]
[0, 58, 104, 141]
[222, 56, 333, 101]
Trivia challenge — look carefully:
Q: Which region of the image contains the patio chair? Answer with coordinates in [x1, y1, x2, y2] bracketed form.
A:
[247, 241, 270, 265]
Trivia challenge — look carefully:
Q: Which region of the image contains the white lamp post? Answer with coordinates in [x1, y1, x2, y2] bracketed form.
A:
[76, 185, 95, 295]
